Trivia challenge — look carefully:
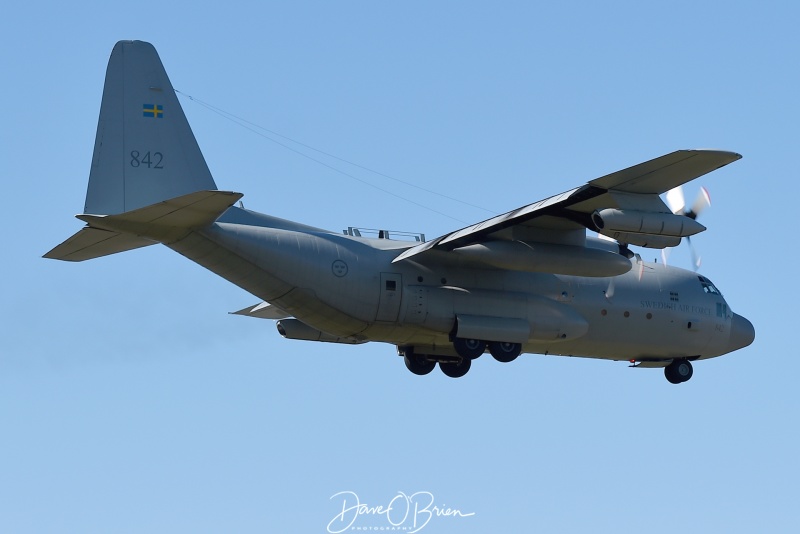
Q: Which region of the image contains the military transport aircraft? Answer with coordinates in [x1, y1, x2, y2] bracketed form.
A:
[45, 40, 755, 384]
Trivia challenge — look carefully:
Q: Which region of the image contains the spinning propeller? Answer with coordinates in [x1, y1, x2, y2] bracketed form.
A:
[662, 186, 711, 270]
[599, 184, 710, 300]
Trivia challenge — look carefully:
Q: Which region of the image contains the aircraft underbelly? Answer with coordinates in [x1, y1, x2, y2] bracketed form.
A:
[168, 231, 293, 302]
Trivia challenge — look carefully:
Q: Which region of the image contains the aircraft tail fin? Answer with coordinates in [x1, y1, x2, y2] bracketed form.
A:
[84, 40, 217, 215]
[45, 41, 230, 262]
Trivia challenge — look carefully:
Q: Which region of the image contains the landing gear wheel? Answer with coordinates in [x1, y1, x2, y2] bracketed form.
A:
[665, 359, 693, 384]
[489, 341, 522, 363]
[439, 357, 471, 378]
[453, 338, 486, 359]
[404, 353, 436, 376]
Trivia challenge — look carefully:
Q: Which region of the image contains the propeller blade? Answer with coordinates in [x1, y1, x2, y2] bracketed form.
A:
[665, 187, 686, 214]
[663, 186, 709, 270]
[596, 232, 616, 243]
[605, 277, 615, 300]
[687, 236, 702, 271]
[661, 247, 671, 267]
[688, 186, 711, 219]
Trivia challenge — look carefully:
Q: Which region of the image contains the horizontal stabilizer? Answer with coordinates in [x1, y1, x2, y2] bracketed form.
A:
[44, 227, 154, 261]
[45, 190, 242, 262]
[231, 302, 292, 320]
[77, 190, 242, 242]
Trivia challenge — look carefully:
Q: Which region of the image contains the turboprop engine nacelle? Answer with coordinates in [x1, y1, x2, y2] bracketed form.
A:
[453, 240, 632, 277]
[597, 231, 681, 249]
[592, 209, 705, 238]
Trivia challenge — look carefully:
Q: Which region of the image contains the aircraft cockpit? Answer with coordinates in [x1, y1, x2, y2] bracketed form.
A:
[698, 275, 722, 296]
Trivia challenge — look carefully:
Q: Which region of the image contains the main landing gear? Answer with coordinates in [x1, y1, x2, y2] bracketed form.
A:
[453, 337, 522, 364]
[488, 341, 522, 363]
[402, 348, 472, 378]
[664, 359, 693, 384]
[439, 357, 471, 378]
[403, 351, 436, 376]
[452, 338, 485, 359]
[400, 337, 524, 379]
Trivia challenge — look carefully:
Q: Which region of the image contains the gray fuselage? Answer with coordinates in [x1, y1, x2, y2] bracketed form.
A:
[167, 206, 741, 364]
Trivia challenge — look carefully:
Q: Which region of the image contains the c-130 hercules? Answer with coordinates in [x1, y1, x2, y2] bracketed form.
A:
[46, 41, 754, 384]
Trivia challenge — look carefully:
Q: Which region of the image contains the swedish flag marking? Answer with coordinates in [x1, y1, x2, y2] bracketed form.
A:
[143, 104, 163, 118]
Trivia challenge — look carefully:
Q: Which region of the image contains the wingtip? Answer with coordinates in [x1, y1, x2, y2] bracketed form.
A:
[687, 148, 743, 161]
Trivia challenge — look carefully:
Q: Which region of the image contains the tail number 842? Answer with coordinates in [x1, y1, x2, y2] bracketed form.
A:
[130, 150, 164, 169]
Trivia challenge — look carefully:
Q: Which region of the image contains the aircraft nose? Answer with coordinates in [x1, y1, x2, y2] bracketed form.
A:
[727, 313, 755, 352]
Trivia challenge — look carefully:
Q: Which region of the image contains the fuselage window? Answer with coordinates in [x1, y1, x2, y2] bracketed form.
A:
[698, 276, 722, 296]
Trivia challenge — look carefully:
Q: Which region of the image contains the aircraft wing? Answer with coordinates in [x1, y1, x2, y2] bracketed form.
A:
[393, 149, 740, 264]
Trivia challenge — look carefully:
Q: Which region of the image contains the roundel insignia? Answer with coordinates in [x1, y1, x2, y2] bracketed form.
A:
[332, 260, 348, 277]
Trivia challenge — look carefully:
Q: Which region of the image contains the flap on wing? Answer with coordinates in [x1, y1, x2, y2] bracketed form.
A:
[231, 302, 292, 320]
[393, 186, 592, 263]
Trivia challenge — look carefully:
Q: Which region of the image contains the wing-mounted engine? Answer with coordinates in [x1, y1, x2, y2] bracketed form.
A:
[452, 240, 632, 277]
[591, 208, 704, 249]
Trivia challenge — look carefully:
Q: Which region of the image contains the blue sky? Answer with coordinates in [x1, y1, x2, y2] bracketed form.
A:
[2, 1, 798, 532]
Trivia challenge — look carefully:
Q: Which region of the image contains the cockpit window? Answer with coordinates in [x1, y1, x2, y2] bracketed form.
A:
[698, 275, 722, 296]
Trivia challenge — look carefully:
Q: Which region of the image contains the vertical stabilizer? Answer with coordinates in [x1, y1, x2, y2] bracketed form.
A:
[84, 40, 217, 215]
